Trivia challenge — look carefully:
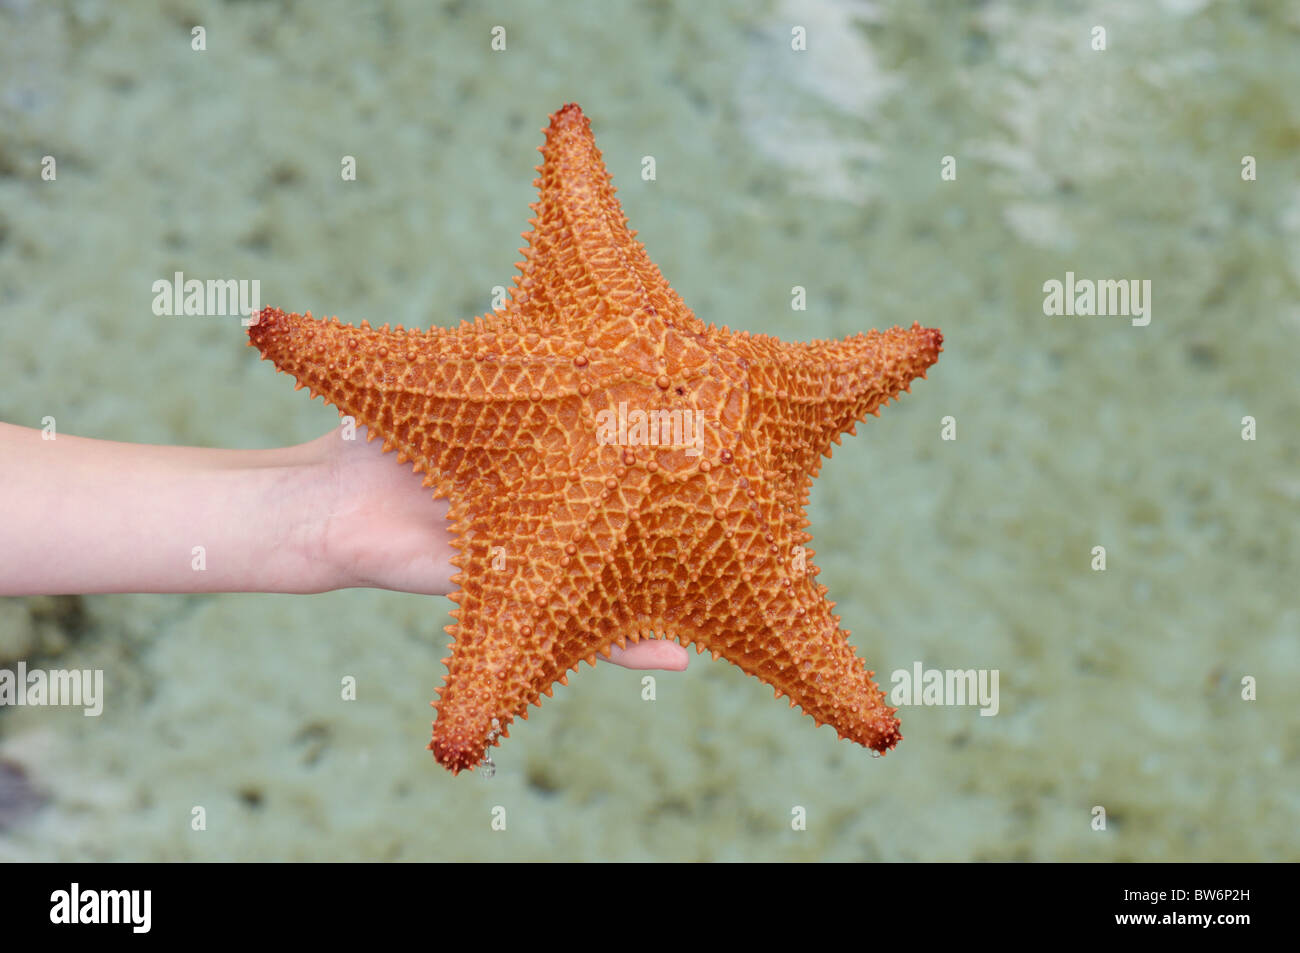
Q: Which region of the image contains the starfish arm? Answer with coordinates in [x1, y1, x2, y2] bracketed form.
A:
[247, 306, 524, 408]
[248, 306, 624, 486]
[737, 323, 942, 485]
[806, 322, 942, 448]
[430, 447, 660, 773]
[656, 458, 901, 753]
[509, 104, 706, 368]
[684, 584, 902, 753]
[428, 490, 585, 774]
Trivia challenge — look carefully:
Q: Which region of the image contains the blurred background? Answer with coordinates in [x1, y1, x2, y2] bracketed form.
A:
[1, 0, 1296, 860]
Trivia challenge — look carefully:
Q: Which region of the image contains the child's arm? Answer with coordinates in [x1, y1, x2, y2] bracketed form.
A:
[0, 422, 688, 671]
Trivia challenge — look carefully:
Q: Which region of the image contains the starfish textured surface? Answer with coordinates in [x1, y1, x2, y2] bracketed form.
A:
[248, 103, 942, 774]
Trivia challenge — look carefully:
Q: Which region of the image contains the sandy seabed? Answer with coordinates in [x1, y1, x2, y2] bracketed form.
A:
[1, 0, 1296, 861]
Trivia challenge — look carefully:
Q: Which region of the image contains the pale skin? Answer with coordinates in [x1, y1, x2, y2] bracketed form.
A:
[0, 422, 689, 672]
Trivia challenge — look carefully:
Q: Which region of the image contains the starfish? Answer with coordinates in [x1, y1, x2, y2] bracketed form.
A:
[248, 103, 942, 774]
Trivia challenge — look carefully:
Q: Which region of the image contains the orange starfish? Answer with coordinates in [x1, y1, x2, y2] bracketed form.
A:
[248, 103, 941, 774]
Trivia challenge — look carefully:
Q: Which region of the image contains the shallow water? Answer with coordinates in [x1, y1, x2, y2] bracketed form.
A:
[1, 0, 1296, 860]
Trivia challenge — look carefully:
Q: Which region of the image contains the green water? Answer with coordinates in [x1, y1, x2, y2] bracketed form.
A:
[1, 0, 1296, 860]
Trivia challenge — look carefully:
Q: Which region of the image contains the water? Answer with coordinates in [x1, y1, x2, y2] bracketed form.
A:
[0, 0, 1296, 861]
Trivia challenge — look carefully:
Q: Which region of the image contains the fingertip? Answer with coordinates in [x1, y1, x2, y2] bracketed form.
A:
[607, 639, 690, 672]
